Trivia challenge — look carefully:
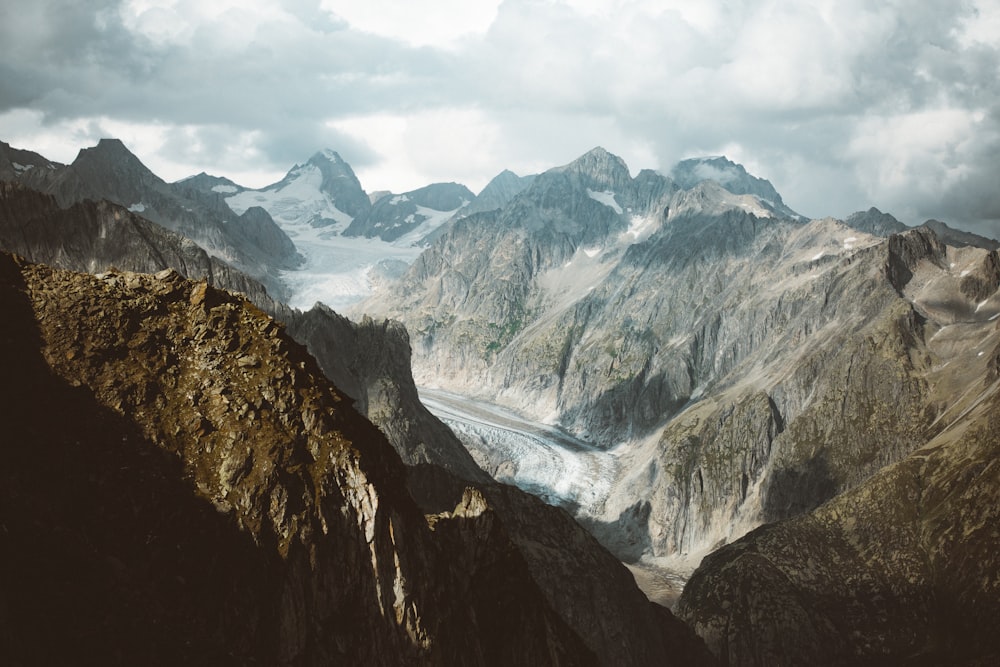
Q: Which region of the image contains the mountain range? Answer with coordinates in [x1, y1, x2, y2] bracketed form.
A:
[2, 136, 999, 665]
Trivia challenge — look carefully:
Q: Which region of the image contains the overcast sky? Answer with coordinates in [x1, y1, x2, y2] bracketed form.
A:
[2, 0, 999, 236]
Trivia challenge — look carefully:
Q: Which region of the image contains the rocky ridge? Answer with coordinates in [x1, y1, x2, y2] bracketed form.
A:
[0, 180, 713, 664]
[0, 179, 486, 488]
[344, 182, 474, 242]
[0, 252, 712, 665]
[0, 139, 300, 299]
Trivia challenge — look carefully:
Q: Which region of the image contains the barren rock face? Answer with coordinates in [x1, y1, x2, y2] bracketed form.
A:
[676, 392, 1000, 666]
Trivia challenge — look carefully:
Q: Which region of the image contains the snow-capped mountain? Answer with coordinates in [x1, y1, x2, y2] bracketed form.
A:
[0, 138, 300, 300]
[224, 153, 477, 309]
[344, 182, 473, 242]
[355, 145, 1000, 589]
[226, 149, 369, 231]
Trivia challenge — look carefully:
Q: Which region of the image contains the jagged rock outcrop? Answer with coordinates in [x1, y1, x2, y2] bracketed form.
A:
[0, 252, 713, 665]
[0, 181, 286, 314]
[0, 180, 496, 497]
[0, 138, 300, 298]
[411, 465, 717, 667]
[959, 250, 1000, 301]
[284, 304, 490, 486]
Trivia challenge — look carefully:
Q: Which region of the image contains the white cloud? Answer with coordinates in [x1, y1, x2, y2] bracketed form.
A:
[1, 0, 998, 233]
[319, 0, 501, 48]
[846, 107, 994, 223]
[329, 108, 504, 192]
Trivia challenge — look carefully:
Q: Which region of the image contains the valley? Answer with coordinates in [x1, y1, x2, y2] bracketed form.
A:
[3, 136, 1000, 665]
[418, 387, 619, 522]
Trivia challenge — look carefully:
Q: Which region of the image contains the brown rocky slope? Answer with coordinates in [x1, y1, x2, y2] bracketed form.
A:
[676, 333, 1000, 665]
[0, 251, 711, 665]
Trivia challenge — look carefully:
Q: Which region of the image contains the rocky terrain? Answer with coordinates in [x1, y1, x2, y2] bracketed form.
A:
[458, 169, 536, 218]
[0, 139, 300, 300]
[676, 357, 1000, 665]
[344, 182, 474, 242]
[4, 136, 999, 665]
[0, 251, 712, 665]
[356, 147, 1000, 577]
[0, 180, 484, 483]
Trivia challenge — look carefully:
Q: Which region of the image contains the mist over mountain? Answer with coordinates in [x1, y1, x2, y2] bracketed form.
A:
[2, 135, 999, 665]
[669, 156, 800, 219]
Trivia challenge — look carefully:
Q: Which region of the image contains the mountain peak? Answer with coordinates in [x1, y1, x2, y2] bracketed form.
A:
[669, 155, 799, 218]
[309, 148, 344, 165]
[843, 207, 908, 237]
[556, 146, 632, 191]
[73, 138, 152, 176]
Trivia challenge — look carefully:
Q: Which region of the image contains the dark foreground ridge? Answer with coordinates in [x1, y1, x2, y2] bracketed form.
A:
[0, 252, 712, 665]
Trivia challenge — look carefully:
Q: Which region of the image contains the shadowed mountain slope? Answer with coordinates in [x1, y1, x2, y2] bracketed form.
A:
[0, 252, 716, 665]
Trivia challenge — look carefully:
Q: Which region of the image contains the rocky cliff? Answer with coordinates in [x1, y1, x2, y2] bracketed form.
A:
[0, 252, 713, 665]
[676, 352, 1000, 665]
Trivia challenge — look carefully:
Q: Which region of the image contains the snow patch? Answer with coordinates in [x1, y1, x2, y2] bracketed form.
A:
[621, 214, 657, 244]
[961, 270, 971, 277]
[11, 162, 32, 172]
[737, 197, 774, 218]
[843, 236, 857, 249]
[212, 184, 238, 194]
[128, 202, 146, 213]
[587, 189, 623, 214]
[266, 200, 464, 309]
[811, 251, 824, 261]
[583, 246, 601, 258]
[979, 351, 985, 357]
[976, 299, 988, 312]
[390, 194, 410, 205]
[990, 313, 1000, 321]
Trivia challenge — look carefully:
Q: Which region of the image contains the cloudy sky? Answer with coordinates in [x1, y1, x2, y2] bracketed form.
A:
[2, 0, 999, 236]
